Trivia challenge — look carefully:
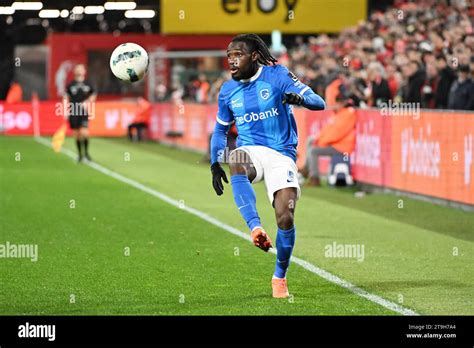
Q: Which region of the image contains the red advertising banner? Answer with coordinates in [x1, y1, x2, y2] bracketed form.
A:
[351, 109, 391, 187]
[149, 103, 216, 151]
[89, 102, 141, 137]
[1, 101, 144, 137]
[390, 112, 474, 205]
[38, 102, 63, 135]
[0, 103, 35, 135]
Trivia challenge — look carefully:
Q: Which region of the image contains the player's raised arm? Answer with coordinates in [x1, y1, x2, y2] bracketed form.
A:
[210, 89, 234, 196]
[279, 66, 326, 111]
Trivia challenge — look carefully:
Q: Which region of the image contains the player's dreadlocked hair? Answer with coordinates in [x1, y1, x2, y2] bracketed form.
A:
[231, 34, 278, 66]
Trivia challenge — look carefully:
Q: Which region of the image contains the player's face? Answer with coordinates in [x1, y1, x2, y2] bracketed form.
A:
[227, 41, 258, 81]
[74, 65, 86, 81]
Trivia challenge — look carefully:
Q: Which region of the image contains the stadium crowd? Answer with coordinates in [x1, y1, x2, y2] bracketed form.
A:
[180, 0, 474, 110]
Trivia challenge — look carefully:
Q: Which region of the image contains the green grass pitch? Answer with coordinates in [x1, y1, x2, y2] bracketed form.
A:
[0, 136, 473, 315]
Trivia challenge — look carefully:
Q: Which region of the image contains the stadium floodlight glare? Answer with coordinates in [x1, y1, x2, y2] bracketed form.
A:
[60, 9, 69, 18]
[0, 6, 15, 15]
[84, 6, 105, 14]
[104, 2, 137, 10]
[124, 9, 155, 18]
[38, 9, 60, 18]
[12, 2, 43, 10]
[72, 6, 84, 14]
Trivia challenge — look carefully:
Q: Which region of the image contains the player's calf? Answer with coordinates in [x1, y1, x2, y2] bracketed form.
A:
[272, 188, 297, 281]
[229, 149, 270, 251]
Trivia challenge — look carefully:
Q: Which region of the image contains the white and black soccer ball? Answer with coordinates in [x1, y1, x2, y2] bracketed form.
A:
[110, 43, 149, 82]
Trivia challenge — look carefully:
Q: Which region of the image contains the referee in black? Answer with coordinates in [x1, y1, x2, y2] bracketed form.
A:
[63, 64, 97, 162]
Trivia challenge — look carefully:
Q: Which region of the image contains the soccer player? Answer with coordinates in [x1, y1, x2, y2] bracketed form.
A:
[63, 64, 96, 162]
[210, 34, 325, 298]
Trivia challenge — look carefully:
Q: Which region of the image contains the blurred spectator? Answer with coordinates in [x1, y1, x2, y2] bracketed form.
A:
[402, 60, 426, 104]
[303, 94, 357, 186]
[210, 72, 229, 103]
[127, 97, 151, 141]
[196, 74, 210, 104]
[171, 82, 184, 105]
[448, 65, 474, 110]
[367, 62, 391, 107]
[5, 82, 23, 103]
[386, 64, 402, 100]
[325, 71, 349, 108]
[154, 78, 168, 101]
[421, 63, 438, 108]
[434, 55, 456, 109]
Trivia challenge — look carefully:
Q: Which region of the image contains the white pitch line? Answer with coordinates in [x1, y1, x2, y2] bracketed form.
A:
[35, 137, 418, 316]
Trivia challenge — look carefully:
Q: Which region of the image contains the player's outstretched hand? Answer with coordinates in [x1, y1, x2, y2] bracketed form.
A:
[211, 162, 228, 196]
[282, 92, 304, 106]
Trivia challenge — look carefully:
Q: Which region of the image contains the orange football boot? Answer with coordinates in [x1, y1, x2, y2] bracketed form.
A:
[272, 277, 290, 298]
[250, 227, 273, 252]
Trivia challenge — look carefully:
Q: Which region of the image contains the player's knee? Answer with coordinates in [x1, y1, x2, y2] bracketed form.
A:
[276, 210, 294, 230]
[228, 150, 247, 175]
[228, 161, 246, 176]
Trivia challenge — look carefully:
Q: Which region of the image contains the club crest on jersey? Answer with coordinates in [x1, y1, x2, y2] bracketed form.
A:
[260, 89, 270, 100]
[287, 170, 295, 182]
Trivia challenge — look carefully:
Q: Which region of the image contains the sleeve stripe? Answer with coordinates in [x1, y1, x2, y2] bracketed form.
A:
[299, 86, 310, 96]
[216, 116, 232, 126]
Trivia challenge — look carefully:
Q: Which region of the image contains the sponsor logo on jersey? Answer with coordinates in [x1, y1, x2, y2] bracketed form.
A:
[235, 108, 279, 125]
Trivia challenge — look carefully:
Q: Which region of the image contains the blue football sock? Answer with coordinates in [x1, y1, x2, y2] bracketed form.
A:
[230, 174, 261, 231]
[274, 226, 296, 279]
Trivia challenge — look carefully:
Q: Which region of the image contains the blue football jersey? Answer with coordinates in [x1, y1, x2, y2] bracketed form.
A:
[216, 65, 312, 162]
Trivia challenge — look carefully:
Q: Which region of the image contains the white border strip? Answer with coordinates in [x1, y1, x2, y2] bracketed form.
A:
[299, 86, 310, 96]
[35, 136, 418, 316]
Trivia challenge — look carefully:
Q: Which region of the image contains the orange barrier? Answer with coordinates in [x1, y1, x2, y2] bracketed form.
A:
[149, 103, 216, 151]
[2, 101, 473, 205]
[390, 112, 474, 205]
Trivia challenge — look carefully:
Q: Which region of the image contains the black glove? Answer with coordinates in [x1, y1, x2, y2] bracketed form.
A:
[211, 162, 228, 196]
[282, 92, 304, 106]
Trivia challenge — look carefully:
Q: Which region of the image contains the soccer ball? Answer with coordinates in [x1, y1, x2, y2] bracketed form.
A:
[110, 43, 148, 82]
